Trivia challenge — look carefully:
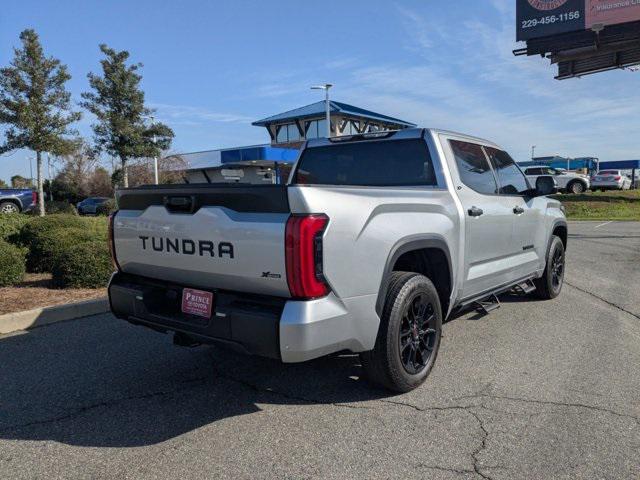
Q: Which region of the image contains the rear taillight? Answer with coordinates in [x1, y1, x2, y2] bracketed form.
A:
[108, 213, 121, 271]
[285, 214, 330, 299]
[614, 176, 621, 181]
[32, 191, 37, 205]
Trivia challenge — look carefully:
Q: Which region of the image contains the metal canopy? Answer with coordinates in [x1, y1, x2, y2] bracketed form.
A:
[252, 100, 416, 127]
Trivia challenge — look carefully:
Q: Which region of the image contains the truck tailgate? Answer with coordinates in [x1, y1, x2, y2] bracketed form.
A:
[113, 185, 291, 297]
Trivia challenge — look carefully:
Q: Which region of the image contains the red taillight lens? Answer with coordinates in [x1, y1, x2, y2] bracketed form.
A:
[108, 213, 120, 271]
[32, 191, 37, 205]
[285, 214, 330, 299]
[614, 176, 621, 181]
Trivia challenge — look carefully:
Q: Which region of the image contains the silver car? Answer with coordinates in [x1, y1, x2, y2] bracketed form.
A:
[524, 165, 590, 194]
[591, 170, 632, 191]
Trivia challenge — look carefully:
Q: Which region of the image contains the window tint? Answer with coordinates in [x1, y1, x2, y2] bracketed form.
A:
[450, 140, 497, 195]
[293, 139, 436, 187]
[484, 147, 530, 195]
[525, 168, 541, 175]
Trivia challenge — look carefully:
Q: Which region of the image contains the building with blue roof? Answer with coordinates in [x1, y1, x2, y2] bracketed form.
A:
[252, 100, 415, 147]
[167, 100, 415, 183]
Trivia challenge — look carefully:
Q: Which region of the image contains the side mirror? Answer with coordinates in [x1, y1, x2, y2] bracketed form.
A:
[535, 176, 558, 196]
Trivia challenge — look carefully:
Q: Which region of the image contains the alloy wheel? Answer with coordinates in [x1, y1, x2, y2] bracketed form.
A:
[399, 293, 437, 375]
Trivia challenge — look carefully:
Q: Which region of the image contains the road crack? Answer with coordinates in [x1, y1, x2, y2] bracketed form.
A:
[0, 376, 208, 433]
[565, 281, 640, 320]
[456, 392, 640, 426]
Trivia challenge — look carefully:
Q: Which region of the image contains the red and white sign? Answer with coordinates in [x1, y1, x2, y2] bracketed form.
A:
[181, 288, 214, 318]
[586, 0, 640, 28]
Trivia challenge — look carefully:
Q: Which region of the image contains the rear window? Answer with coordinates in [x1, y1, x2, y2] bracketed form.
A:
[293, 139, 436, 187]
[598, 171, 618, 175]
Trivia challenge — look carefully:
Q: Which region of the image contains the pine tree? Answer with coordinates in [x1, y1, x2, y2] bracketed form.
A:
[81, 45, 173, 188]
[0, 29, 81, 216]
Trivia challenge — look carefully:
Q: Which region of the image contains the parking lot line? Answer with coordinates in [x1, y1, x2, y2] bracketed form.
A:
[594, 221, 613, 229]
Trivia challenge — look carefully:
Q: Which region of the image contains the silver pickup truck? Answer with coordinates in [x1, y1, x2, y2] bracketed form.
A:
[108, 128, 567, 392]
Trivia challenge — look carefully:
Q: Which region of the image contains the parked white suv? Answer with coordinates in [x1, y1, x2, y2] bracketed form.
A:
[523, 166, 590, 194]
[591, 170, 632, 191]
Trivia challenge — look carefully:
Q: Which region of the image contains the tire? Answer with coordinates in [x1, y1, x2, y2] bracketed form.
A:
[534, 236, 565, 300]
[568, 181, 585, 194]
[0, 201, 20, 214]
[360, 272, 442, 393]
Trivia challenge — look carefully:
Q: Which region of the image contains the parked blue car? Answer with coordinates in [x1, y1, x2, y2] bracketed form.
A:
[0, 188, 37, 214]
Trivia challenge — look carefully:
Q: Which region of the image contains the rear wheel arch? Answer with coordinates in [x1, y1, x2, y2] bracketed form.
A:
[376, 238, 452, 318]
[0, 199, 22, 213]
[552, 223, 568, 251]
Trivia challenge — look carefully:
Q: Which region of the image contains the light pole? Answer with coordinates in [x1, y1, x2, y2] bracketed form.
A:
[311, 83, 333, 137]
[531, 145, 536, 160]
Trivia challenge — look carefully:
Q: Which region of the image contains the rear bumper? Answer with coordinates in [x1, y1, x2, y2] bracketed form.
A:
[108, 272, 283, 359]
[592, 182, 622, 189]
[108, 272, 379, 363]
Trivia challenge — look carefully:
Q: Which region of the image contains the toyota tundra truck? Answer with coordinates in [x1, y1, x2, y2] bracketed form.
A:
[108, 128, 567, 392]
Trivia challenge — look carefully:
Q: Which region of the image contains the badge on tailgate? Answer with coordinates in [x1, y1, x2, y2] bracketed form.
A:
[181, 288, 214, 318]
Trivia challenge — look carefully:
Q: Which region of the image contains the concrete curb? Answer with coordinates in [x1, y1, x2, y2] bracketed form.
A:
[0, 298, 109, 334]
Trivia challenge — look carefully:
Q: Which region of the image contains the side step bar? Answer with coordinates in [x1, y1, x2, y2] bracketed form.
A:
[511, 279, 536, 295]
[475, 294, 500, 315]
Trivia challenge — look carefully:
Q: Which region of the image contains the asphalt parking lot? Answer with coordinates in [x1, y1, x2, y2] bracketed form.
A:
[0, 221, 638, 480]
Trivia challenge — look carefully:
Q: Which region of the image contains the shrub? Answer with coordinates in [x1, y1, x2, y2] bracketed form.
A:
[19, 214, 86, 248]
[26, 226, 106, 273]
[0, 214, 30, 243]
[45, 201, 78, 215]
[0, 239, 26, 286]
[51, 240, 113, 288]
[96, 198, 116, 216]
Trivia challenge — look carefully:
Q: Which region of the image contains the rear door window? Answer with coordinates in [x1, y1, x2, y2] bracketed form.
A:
[450, 140, 498, 195]
[484, 147, 530, 195]
[293, 139, 436, 187]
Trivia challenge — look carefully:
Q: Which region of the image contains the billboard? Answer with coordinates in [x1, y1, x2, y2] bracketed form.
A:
[586, 0, 640, 28]
[517, 0, 640, 40]
[517, 0, 586, 40]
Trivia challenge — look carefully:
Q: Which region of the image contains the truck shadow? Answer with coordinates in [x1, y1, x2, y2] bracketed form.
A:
[0, 314, 389, 448]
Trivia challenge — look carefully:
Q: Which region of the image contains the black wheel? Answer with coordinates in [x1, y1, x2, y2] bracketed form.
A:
[0, 201, 20, 214]
[569, 181, 584, 194]
[534, 236, 565, 300]
[360, 272, 442, 393]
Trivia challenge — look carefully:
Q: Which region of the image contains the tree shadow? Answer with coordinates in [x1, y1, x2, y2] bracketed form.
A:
[0, 315, 390, 448]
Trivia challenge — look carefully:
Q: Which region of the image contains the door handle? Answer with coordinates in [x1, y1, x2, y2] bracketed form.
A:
[468, 206, 484, 217]
[513, 206, 525, 215]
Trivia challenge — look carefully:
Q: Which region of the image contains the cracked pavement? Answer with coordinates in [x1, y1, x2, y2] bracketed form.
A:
[0, 221, 639, 479]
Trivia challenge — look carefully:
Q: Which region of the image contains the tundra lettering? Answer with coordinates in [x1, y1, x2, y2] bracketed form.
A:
[110, 128, 567, 393]
[138, 235, 235, 258]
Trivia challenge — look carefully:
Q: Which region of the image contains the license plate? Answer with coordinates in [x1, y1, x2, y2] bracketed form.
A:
[181, 288, 214, 318]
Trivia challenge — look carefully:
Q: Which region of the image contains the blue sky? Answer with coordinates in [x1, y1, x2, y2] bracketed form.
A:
[1, 0, 639, 183]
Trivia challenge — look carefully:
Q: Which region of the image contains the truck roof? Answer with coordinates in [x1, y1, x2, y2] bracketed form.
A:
[305, 127, 502, 151]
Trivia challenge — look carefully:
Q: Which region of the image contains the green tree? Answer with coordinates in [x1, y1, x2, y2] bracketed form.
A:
[11, 175, 33, 188]
[81, 44, 173, 188]
[0, 178, 8, 188]
[0, 29, 81, 216]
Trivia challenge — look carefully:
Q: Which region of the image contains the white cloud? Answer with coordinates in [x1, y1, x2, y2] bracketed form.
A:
[151, 103, 255, 125]
[334, 4, 640, 162]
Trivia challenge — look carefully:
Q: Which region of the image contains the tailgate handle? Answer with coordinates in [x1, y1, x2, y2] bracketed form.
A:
[163, 195, 198, 213]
